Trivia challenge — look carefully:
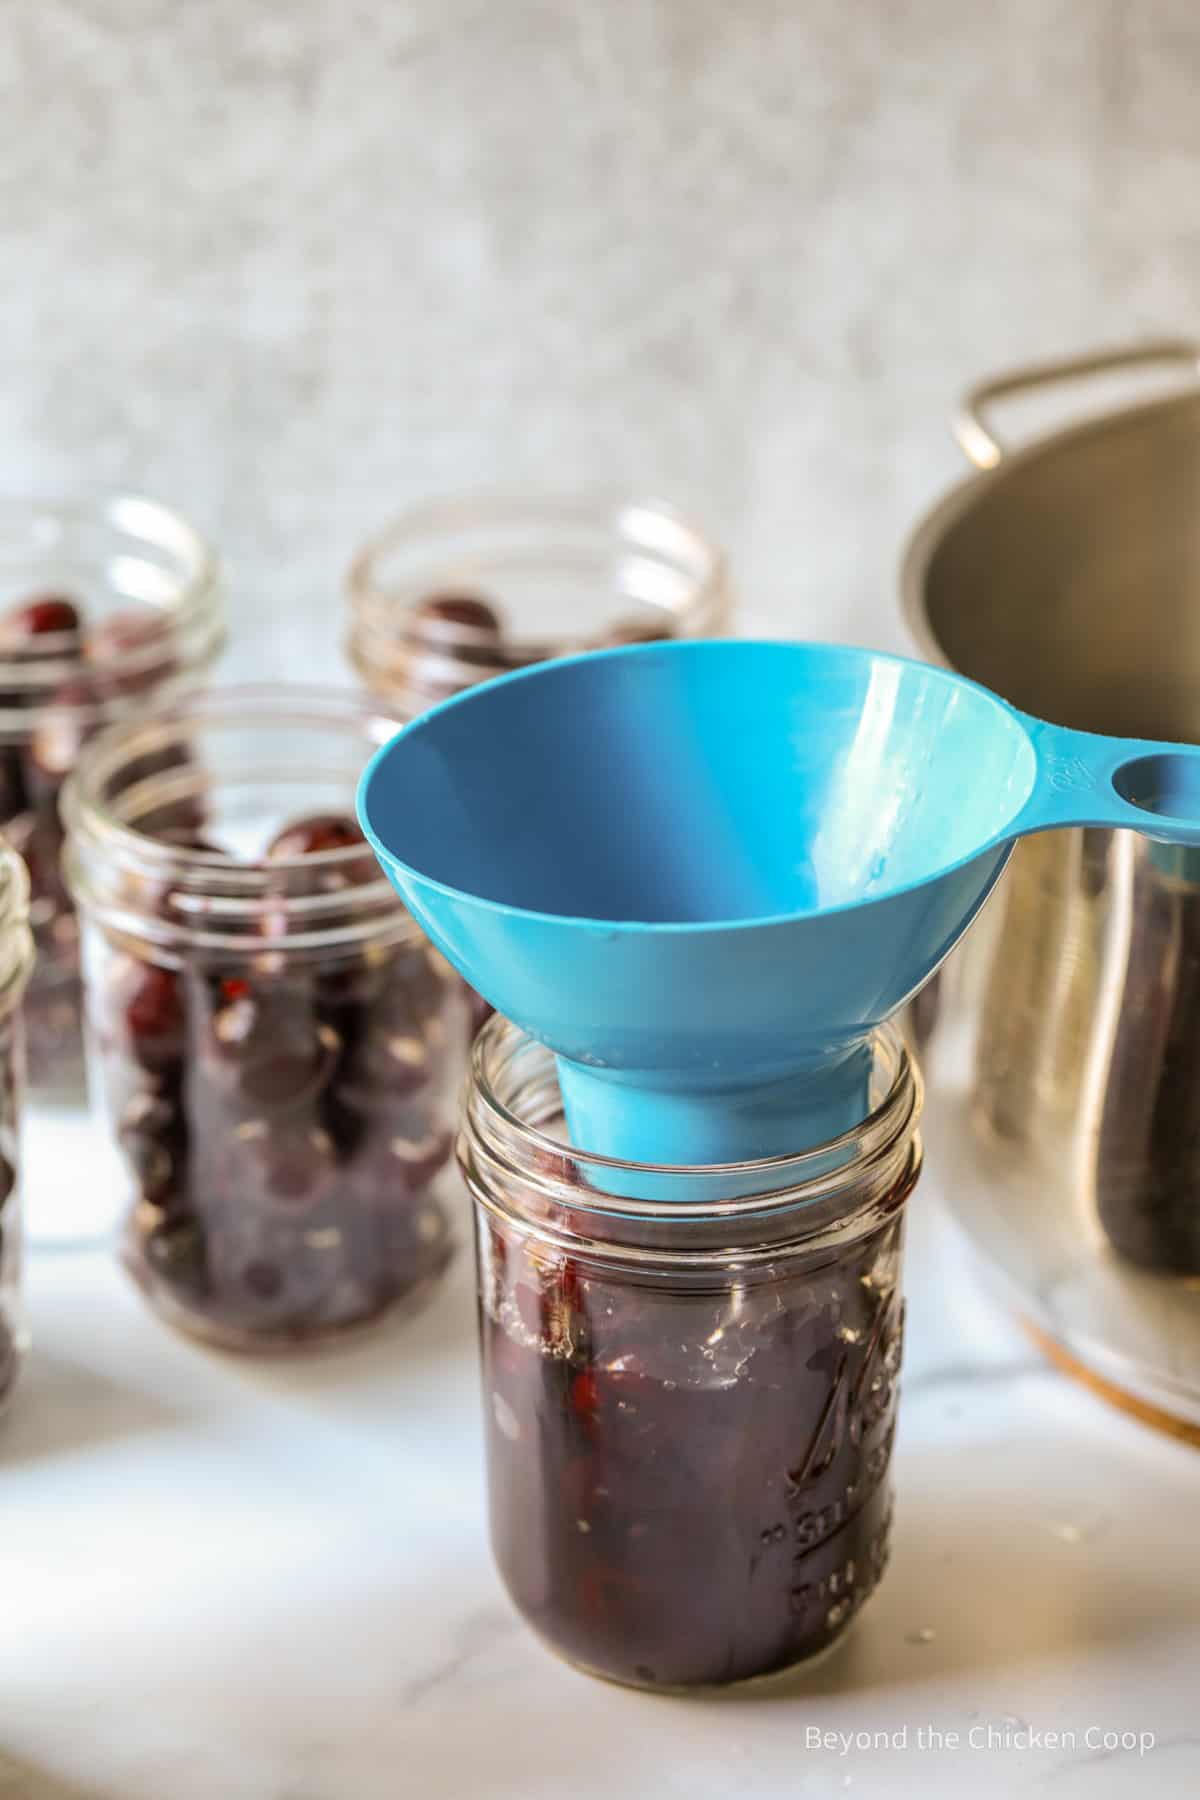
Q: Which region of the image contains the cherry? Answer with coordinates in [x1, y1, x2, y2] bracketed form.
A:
[264, 812, 373, 907]
[376, 1189, 452, 1268]
[266, 813, 363, 859]
[0, 594, 82, 641]
[314, 955, 390, 1056]
[209, 1218, 348, 1328]
[385, 1124, 452, 1189]
[204, 977, 338, 1110]
[0, 747, 28, 820]
[345, 1122, 452, 1198]
[118, 1090, 185, 1209]
[332, 957, 446, 1108]
[140, 1214, 208, 1298]
[407, 593, 509, 678]
[243, 1259, 284, 1300]
[119, 1130, 176, 1209]
[258, 1125, 339, 1212]
[571, 1369, 600, 1416]
[336, 1014, 434, 1110]
[385, 944, 450, 1025]
[317, 950, 450, 1105]
[239, 1042, 338, 1109]
[121, 960, 186, 1074]
[412, 592, 502, 636]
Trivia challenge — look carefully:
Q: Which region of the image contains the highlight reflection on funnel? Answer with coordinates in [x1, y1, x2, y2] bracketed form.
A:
[358, 639, 1200, 1167]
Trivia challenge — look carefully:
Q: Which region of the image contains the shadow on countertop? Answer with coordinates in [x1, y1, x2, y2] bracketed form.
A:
[0, 1750, 107, 1800]
[0, 1350, 182, 1470]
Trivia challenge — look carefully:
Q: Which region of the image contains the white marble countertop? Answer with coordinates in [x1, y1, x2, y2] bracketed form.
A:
[3, 1151, 1199, 1800]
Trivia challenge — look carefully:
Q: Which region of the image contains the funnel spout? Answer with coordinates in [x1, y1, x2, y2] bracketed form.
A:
[556, 1044, 876, 1166]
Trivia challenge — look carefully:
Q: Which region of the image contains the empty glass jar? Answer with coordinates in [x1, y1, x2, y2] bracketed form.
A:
[459, 1016, 922, 1689]
[0, 841, 34, 1412]
[345, 492, 730, 714]
[63, 687, 467, 1351]
[0, 493, 222, 1107]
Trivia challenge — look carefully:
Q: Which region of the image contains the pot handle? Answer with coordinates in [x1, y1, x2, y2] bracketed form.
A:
[954, 339, 1200, 469]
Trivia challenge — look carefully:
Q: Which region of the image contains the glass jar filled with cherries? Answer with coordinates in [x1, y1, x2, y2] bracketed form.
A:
[0, 840, 34, 1412]
[346, 493, 730, 715]
[459, 1017, 922, 1690]
[347, 494, 729, 1036]
[63, 687, 467, 1352]
[0, 494, 222, 1102]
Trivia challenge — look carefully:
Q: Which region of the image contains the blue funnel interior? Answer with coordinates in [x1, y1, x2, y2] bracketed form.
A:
[359, 641, 1033, 1165]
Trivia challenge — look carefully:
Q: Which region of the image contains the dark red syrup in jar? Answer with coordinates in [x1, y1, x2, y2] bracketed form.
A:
[476, 1162, 911, 1687]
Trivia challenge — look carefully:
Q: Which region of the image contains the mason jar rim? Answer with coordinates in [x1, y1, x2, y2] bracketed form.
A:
[62, 683, 421, 958]
[459, 1016, 922, 1264]
[346, 488, 730, 686]
[0, 490, 223, 726]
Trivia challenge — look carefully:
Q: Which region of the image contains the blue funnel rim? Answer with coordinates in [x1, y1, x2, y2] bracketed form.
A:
[356, 637, 1033, 935]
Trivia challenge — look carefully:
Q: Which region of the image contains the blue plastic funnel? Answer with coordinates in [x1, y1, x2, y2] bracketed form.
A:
[358, 640, 1200, 1166]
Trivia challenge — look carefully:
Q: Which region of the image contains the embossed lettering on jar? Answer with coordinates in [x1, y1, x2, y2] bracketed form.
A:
[63, 687, 468, 1351]
[459, 1018, 921, 1690]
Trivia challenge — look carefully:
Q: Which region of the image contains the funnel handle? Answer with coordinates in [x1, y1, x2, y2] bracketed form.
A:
[1011, 715, 1200, 847]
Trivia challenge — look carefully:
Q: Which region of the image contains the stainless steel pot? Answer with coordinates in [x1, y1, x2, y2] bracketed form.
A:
[902, 341, 1200, 1433]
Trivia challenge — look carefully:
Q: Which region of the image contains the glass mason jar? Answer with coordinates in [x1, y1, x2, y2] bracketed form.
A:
[460, 1017, 922, 1691]
[0, 842, 34, 1412]
[63, 687, 468, 1351]
[345, 493, 730, 714]
[0, 493, 222, 1101]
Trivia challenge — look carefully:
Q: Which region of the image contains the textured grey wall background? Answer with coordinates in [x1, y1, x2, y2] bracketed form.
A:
[5, 0, 1199, 676]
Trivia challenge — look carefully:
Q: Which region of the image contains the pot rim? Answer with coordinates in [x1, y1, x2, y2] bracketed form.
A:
[899, 383, 1200, 669]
